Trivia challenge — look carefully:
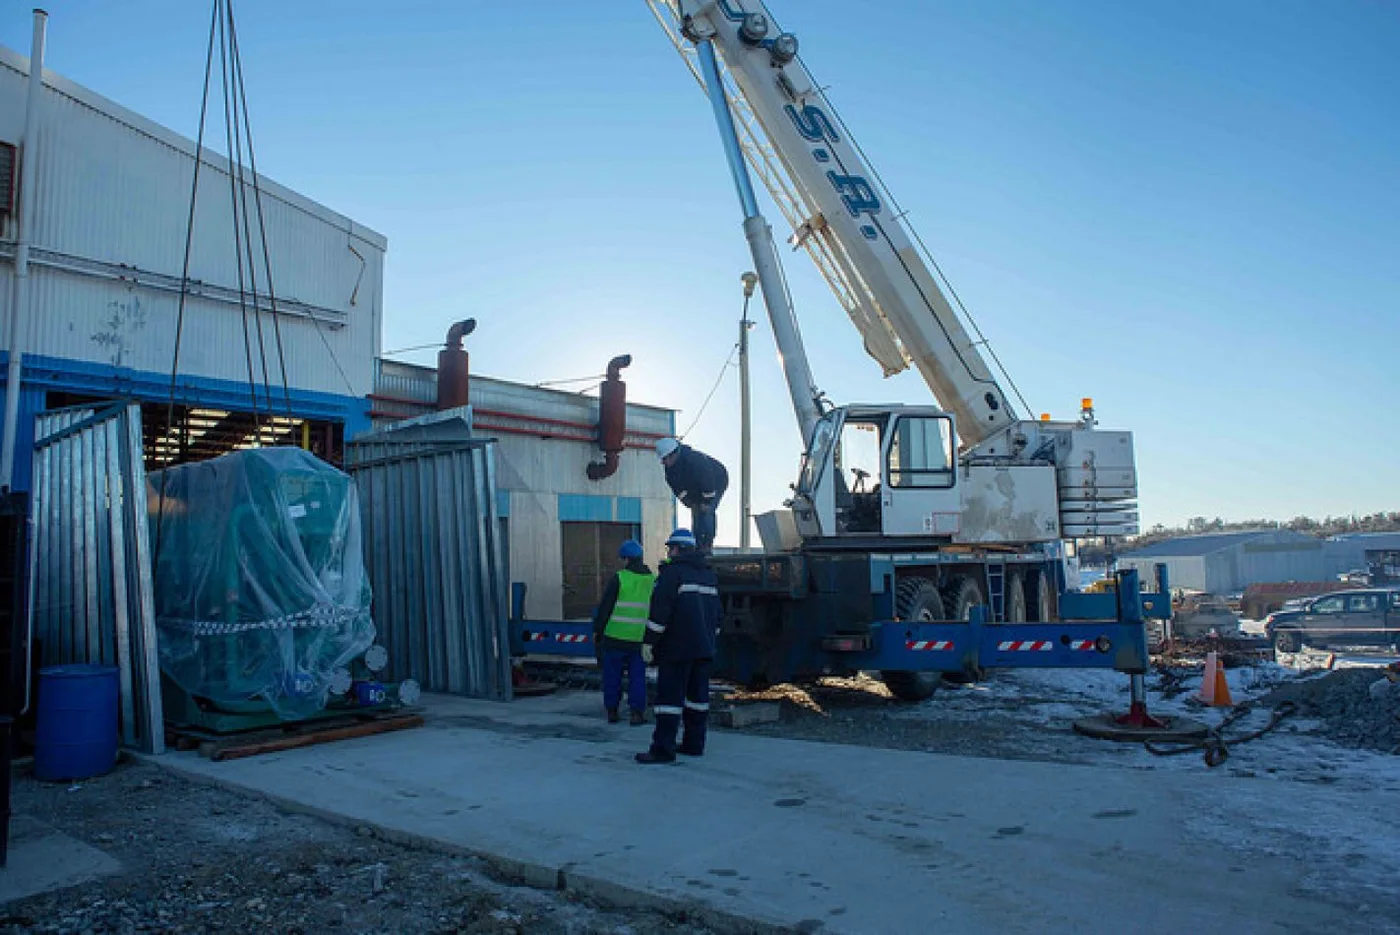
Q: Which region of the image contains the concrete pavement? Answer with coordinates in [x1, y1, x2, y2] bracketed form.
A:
[156, 692, 1400, 934]
[0, 814, 122, 905]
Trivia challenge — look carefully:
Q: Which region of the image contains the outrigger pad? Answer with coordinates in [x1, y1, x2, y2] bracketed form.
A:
[1072, 713, 1209, 743]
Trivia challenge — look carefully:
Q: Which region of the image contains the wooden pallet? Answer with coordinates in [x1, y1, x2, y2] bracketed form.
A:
[166, 709, 425, 762]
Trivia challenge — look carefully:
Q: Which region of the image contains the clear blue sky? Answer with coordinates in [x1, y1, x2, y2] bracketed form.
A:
[5, 1, 1398, 541]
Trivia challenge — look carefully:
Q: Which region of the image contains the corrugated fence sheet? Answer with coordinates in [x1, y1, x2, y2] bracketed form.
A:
[29, 403, 164, 753]
[347, 416, 511, 701]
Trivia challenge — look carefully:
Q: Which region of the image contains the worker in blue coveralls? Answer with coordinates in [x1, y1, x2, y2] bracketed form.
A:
[636, 528, 720, 764]
[655, 438, 728, 554]
[591, 539, 655, 726]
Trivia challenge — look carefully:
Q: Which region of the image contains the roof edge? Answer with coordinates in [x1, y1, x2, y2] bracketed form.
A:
[0, 45, 388, 252]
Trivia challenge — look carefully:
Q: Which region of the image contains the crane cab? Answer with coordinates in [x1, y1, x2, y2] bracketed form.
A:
[791, 405, 962, 542]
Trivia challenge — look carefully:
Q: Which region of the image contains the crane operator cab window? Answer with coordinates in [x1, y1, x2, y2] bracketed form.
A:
[834, 417, 885, 534]
[887, 416, 955, 489]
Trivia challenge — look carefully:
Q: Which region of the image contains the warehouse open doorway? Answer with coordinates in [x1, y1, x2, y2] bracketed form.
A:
[43, 392, 346, 470]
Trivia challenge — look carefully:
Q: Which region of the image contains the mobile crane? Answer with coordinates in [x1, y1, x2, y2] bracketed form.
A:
[514, 0, 1169, 703]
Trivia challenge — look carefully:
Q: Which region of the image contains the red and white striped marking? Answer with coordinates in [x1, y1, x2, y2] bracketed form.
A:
[997, 640, 1053, 652]
[1070, 639, 1098, 652]
[905, 640, 955, 652]
[555, 634, 591, 644]
[525, 632, 548, 642]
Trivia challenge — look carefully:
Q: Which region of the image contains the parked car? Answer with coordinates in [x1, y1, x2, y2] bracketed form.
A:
[1265, 588, 1400, 653]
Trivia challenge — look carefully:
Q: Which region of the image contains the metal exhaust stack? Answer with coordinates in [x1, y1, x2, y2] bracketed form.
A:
[586, 355, 632, 481]
[436, 319, 476, 410]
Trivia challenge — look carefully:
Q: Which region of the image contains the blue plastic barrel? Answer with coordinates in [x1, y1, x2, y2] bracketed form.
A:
[34, 664, 120, 782]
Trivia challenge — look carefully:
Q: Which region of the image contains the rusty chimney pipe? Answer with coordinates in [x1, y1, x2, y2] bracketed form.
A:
[436, 318, 476, 410]
[586, 354, 631, 481]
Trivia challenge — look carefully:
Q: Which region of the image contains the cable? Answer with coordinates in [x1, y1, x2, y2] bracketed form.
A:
[535, 373, 606, 389]
[797, 58, 1034, 418]
[224, 1, 275, 421]
[154, 0, 219, 567]
[680, 342, 740, 440]
[227, 1, 292, 417]
[215, 0, 263, 432]
[381, 343, 444, 356]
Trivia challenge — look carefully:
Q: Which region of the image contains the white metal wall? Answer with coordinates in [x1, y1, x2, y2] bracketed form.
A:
[1120, 555, 1206, 592]
[497, 438, 674, 621]
[0, 46, 384, 397]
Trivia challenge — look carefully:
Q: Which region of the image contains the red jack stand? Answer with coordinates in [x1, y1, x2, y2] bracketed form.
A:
[511, 661, 558, 698]
[1074, 673, 1208, 742]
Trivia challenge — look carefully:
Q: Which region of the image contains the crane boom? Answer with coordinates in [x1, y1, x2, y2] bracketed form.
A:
[654, 0, 1017, 449]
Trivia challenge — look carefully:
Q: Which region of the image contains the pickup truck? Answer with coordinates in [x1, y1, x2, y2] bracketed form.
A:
[1265, 588, 1400, 653]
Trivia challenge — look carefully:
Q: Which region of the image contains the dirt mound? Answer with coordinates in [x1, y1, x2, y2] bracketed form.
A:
[1262, 668, 1400, 754]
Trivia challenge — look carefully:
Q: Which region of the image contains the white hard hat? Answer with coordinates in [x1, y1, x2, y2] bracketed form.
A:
[655, 438, 680, 460]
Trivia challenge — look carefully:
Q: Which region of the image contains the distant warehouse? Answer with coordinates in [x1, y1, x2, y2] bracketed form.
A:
[1118, 530, 1324, 594]
[0, 42, 384, 487]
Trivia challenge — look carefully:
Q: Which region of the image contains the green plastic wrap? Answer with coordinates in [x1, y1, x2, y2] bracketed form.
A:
[148, 447, 375, 719]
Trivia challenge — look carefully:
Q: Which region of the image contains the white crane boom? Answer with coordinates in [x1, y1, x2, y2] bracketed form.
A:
[652, 0, 1017, 450]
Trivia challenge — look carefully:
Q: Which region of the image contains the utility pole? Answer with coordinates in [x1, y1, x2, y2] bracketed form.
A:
[739, 271, 757, 551]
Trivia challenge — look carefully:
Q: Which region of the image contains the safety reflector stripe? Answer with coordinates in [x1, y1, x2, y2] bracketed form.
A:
[679, 584, 720, 596]
[1070, 640, 1097, 651]
[654, 705, 684, 715]
[646, 621, 666, 633]
[615, 602, 649, 609]
[684, 700, 710, 711]
[997, 640, 1053, 652]
[555, 634, 590, 643]
[526, 632, 547, 641]
[905, 640, 954, 651]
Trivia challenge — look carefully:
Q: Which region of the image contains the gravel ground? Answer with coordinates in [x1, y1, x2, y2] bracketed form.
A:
[3, 759, 718, 935]
[1262, 666, 1400, 753]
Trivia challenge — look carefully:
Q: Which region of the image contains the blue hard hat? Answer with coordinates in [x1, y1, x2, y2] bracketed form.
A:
[666, 528, 697, 549]
[619, 539, 643, 560]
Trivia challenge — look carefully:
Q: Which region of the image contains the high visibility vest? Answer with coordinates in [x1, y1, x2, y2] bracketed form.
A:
[603, 569, 655, 643]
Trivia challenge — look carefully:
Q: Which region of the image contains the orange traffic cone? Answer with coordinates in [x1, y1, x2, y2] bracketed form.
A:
[1197, 651, 1234, 707]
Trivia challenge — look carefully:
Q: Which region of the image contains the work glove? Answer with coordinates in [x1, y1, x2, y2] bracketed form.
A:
[641, 644, 654, 665]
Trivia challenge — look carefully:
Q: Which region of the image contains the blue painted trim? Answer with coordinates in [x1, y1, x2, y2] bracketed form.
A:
[558, 493, 615, 523]
[616, 496, 642, 525]
[0, 351, 369, 492]
[496, 489, 511, 518]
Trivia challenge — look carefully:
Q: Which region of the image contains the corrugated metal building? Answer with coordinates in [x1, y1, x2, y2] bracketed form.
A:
[1322, 533, 1400, 578]
[0, 43, 384, 487]
[372, 359, 678, 621]
[1118, 530, 1325, 594]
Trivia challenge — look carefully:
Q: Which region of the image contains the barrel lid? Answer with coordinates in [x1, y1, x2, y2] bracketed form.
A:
[39, 663, 119, 679]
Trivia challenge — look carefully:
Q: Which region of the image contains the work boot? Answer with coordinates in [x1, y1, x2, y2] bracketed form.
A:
[635, 750, 676, 765]
[629, 710, 646, 726]
[606, 708, 620, 724]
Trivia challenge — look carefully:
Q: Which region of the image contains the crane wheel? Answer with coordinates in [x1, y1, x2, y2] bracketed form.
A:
[941, 576, 986, 684]
[881, 577, 944, 701]
[1024, 568, 1058, 623]
[1004, 571, 1028, 623]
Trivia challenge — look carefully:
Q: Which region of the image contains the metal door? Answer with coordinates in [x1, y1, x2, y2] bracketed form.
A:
[561, 522, 635, 620]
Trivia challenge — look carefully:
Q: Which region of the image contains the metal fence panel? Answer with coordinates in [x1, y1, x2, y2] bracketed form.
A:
[348, 421, 510, 701]
[29, 404, 164, 754]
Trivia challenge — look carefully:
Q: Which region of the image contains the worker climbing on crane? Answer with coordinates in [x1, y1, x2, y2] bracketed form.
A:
[655, 438, 729, 553]
[591, 539, 655, 725]
[636, 528, 720, 764]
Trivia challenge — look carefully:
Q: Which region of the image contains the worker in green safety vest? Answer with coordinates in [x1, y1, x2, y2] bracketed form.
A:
[591, 539, 656, 725]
